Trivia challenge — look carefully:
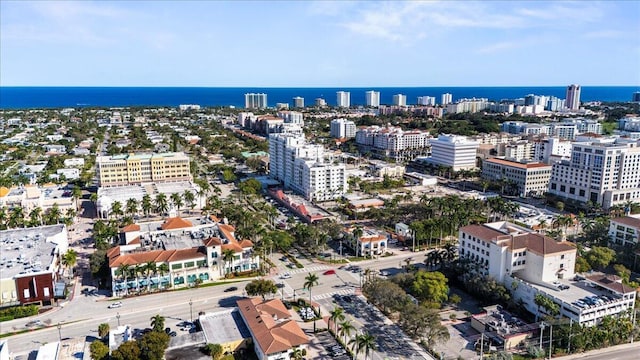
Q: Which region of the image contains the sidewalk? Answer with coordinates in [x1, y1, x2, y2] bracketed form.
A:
[556, 342, 640, 359]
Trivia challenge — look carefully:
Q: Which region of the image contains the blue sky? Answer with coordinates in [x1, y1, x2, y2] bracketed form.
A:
[1, 1, 639, 87]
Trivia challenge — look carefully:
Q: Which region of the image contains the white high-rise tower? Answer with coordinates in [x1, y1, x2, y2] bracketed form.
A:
[365, 91, 380, 107]
[566, 84, 581, 110]
[336, 91, 351, 108]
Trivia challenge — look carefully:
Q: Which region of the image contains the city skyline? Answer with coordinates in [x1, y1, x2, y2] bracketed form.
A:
[1, 1, 639, 87]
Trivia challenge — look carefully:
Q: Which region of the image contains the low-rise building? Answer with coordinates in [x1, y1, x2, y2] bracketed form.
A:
[236, 298, 309, 360]
[471, 305, 534, 350]
[425, 134, 479, 171]
[482, 158, 552, 197]
[608, 215, 640, 247]
[344, 226, 388, 257]
[63, 158, 85, 168]
[107, 216, 258, 295]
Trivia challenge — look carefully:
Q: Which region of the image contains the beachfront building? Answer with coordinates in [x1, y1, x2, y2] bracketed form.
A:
[365, 91, 380, 107]
[548, 138, 640, 209]
[107, 216, 258, 296]
[566, 84, 581, 110]
[482, 158, 552, 197]
[245, 93, 268, 109]
[96, 152, 192, 187]
[336, 91, 350, 108]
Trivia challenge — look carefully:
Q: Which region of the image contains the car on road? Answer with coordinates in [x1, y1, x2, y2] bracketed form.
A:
[25, 320, 43, 327]
[224, 286, 238, 292]
[323, 269, 336, 275]
[275, 282, 285, 288]
[280, 273, 292, 279]
[108, 301, 122, 309]
[379, 270, 389, 276]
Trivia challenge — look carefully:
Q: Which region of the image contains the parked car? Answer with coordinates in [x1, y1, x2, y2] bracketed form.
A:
[224, 286, 238, 292]
[280, 273, 292, 279]
[323, 269, 336, 275]
[25, 320, 43, 327]
[108, 301, 123, 309]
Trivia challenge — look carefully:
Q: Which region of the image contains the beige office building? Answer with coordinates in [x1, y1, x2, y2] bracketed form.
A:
[96, 152, 192, 187]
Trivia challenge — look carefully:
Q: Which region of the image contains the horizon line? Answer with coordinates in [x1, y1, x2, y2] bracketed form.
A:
[2, 84, 640, 89]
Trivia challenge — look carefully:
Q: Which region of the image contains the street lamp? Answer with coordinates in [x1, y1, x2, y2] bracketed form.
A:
[189, 299, 193, 323]
[539, 322, 546, 351]
[57, 322, 62, 343]
[116, 312, 121, 327]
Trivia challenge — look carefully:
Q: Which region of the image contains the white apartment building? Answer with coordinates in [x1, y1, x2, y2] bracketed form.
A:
[336, 91, 351, 108]
[315, 98, 326, 107]
[446, 98, 489, 114]
[292, 96, 304, 108]
[55, 168, 80, 180]
[277, 111, 304, 125]
[355, 125, 431, 162]
[551, 123, 578, 140]
[456, 222, 636, 327]
[482, 158, 552, 197]
[427, 134, 479, 171]
[63, 158, 85, 168]
[533, 137, 573, 163]
[392, 94, 407, 106]
[244, 93, 268, 109]
[501, 121, 551, 136]
[488, 103, 515, 113]
[546, 97, 566, 112]
[276, 103, 289, 110]
[330, 118, 357, 139]
[566, 84, 581, 110]
[365, 91, 381, 107]
[548, 138, 640, 209]
[238, 112, 258, 128]
[609, 215, 640, 247]
[269, 133, 347, 202]
[501, 141, 535, 162]
[417, 96, 436, 106]
[619, 116, 640, 131]
[441, 93, 453, 105]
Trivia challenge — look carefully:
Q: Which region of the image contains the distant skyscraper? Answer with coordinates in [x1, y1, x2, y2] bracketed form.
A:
[293, 96, 305, 108]
[441, 93, 453, 105]
[365, 91, 380, 107]
[244, 93, 267, 109]
[417, 96, 436, 106]
[336, 91, 351, 108]
[632, 92, 640, 103]
[566, 84, 581, 110]
[393, 94, 407, 106]
[315, 98, 326, 107]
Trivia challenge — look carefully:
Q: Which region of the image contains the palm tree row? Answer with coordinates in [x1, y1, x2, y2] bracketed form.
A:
[105, 190, 199, 222]
[0, 204, 74, 230]
[114, 261, 171, 295]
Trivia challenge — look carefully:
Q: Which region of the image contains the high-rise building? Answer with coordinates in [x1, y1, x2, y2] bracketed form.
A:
[355, 125, 431, 162]
[276, 103, 289, 110]
[336, 91, 351, 108]
[427, 134, 479, 171]
[548, 138, 640, 209]
[96, 152, 192, 187]
[545, 96, 566, 111]
[566, 84, 581, 110]
[277, 111, 304, 125]
[315, 98, 326, 107]
[392, 94, 407, 106]
[365, 91, 380, 107]
[269, 133, 347, 201]
[244, 93, 268, 109]
[441, 93, 453, 105]
[417, 96, 436, 106]
[293, 96, 305, 108]
[632, 92, 640, 103]
[330, 118, 357, 139]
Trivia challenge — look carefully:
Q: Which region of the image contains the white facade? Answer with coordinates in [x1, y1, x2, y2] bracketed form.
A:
[245, 93, 268, 109]
[417, 96, 436, 106]
[548, 138, 640, 209]
[608, 215, 640, 247]
[441, 93, 453, 105]
[330, 118, 357, 139]
[63, 158, 85, 168]
[277, 111, 304, 125]
[55, 168, 80, 180]
[315, 98, 326, 107]
[336, 91, 351, 108]
[428, 134, 479, 171]
[269, 133, 347, 201]
[365, 91, 381, 107]
[355, 125, 431, 162]
[292, 96, 304, 108]
[446, 98, 489, 114]
[566, 84, 581, 110]
[392, 94, 407, 106]
[533, 137, 573, 163]
[482, 158, 552, 197]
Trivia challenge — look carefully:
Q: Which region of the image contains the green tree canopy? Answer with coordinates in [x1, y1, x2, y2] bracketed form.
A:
[238, 178, 262, 196]
[111, 340, 140, 360]
[98, 323, 110, 339]
[139, 331, 170, 360]
[90, 340, 110, 360]
[245, 279, 278, 300]
[584, 246, 616, 270]
[411, 271, 449, 305]
[202, 343, 224, 360]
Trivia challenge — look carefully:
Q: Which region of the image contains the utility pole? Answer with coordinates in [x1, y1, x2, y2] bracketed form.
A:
[539, 322, 546, 351]
[479, 332, 484, 360]
[548, 323, 553, 360]
[567, 319, 573, 353]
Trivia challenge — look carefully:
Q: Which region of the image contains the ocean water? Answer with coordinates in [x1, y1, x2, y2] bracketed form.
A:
[0, 86, 638, 109]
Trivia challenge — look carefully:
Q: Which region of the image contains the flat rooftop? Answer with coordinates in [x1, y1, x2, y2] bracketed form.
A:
[0, 225, 65, 279]
[98, 181, 197, 204]
[200, 309, 251, 345]
[132, 217, 220, 251]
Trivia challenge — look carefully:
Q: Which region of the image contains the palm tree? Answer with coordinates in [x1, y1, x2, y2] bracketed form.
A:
[338, 320, 355, 346]
[150, 314, 165, 332]
[196, 187, 207, 211]
[304, 273, 320, 330]
[61, 249, 77, 278]
[125, 198, 138, 219]
[157, 263, 169, 290]
[170, 193, 183, 216]
[145, 261, 157, 292]
[141, 194, 152, 219]
[356, 332, 377, 360]
[154, 193, 169, 217]
[183, 190, 196, 214]
[222, 249, 236, 276]
[289, 348, 306, 360]
[28, 207, 43, 227]
[72, 185, 82, 211]
[0, 206, 7, 229]
[90, 193, 98, 218]
[116, 264, 130, 295]
[329, 307, 345, 335]
[110, 201, 123, 221]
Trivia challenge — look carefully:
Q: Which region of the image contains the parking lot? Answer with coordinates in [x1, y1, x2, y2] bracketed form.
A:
[319, 294, 431, 360]
[311, 331, 350, 360]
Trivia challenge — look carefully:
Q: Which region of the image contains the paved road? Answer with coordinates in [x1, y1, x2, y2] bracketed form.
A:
[2, 244, 428, 357]
[558, 343, 640, 360]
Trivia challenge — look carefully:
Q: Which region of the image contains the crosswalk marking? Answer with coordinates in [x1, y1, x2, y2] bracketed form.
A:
[312, 288, 355, 301]
[285, 265, 331, 275]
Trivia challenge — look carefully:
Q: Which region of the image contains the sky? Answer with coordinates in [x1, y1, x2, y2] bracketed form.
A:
[1, 1, 639, 87]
